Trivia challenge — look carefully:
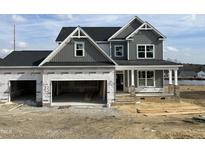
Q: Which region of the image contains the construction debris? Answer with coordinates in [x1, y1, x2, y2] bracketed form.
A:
[192, 115, 205, 123]
[8, 104, 24, 112]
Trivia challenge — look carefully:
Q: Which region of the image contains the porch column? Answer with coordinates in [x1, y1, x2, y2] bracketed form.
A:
[131, 69, 135, 86]
[127, 70, 130, 88]
[130, 69, 135, 96]
[174, 69, 178, 86]
[169, 69, 173, 85]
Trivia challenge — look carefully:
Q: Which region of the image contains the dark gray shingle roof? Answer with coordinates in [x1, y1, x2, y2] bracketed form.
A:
[115, 59, 180, 66]
[43, 62, 115, 66]
[0, 50, 51, 66]
[56, 27, 121, 42]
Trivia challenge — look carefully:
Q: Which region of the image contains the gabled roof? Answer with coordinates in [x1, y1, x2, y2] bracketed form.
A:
[40, 26, 117, 66]
[108, 16, 144, 41]
[0, 50, 51, 66]
[56, 27, 121, 42]
[126, 21, 166, 40]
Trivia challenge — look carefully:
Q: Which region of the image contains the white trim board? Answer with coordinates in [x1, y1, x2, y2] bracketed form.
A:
[115, 65, 183, 70]
[108, 16, 144, 41]
[39, 26, 117, 66]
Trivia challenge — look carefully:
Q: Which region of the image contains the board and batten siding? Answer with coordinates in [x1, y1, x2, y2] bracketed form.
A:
[115, 19, 142, 39]
[129, 30, 163, 60]
[51, 38, 110, 63]
[123, 70, 163, 88]
[110, 41, 128, 60]
[97, 43, 110, 56]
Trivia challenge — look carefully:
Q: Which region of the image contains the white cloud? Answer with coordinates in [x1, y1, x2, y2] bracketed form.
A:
[166, 46, 179, 52]
[16, 41, 28, 49]
[12, 15, 27, 23]
[181, 14, 197, 23]
[56, 14, 73, 20]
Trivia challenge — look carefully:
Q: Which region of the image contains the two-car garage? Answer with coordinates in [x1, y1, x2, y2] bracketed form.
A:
[9, 80, 108, 106]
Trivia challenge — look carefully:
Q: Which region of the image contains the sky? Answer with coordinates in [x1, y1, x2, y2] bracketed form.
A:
[0, 14, 205, 64]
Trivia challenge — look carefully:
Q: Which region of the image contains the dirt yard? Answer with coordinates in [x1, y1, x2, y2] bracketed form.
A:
[0, 85, 205, 139]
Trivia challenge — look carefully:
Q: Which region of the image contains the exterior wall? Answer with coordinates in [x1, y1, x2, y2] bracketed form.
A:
[97, 43, 110, 56]
[0, 69, 42, 103]
[129, 30, 163, 60]
[110, 41, 128, 60]
[42, 68, 115, 106]
[51, 38, 110, 63]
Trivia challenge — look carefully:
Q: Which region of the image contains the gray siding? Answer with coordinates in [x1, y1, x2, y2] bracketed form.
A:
[155, 70, 163, 88]
[124, 70, 163, 88]
[97, 43, 110, 56]
[51, 38, 110, 63]
[129, 30, 163, 60]
[115, 18, 142, 39]
[111, 41, 127, 60]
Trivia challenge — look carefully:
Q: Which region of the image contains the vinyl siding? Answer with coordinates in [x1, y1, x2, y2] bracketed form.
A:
[110, 41, 128, 60]
[115, 18, 142, 39]
[97, 43, 110, 56]
[124, 70, 163, 88]
[50, 38, 110, 63]
[129, 30, 163, 60]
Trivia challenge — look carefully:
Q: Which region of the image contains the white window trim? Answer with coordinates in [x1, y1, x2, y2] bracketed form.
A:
[137, 70, 155, 88]
[74, 42, 85, 57]
[114, 45, 124, 57]
[136, 44, 155, 59]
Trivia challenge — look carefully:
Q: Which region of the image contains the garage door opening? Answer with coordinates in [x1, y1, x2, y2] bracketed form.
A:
[10, 80, 36, 105]
[52, 81, 107, 105]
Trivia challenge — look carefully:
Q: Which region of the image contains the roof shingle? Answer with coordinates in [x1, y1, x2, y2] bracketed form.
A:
[56, 27, 121, 42]
[0, 50, 51, 66]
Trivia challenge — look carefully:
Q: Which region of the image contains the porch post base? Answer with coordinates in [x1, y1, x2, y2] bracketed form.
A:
[168, 84, 174, 94]
[174, 85, 180, 97]
[130, 85, 135, 96]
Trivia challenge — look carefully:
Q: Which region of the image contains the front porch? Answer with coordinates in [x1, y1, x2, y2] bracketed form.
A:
[115, 66, 179, 96]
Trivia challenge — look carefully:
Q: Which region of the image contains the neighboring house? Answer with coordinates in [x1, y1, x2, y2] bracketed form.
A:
[197, 71, 205, 78]
[179, 71, 197, 78]
[0, 16, 182, 107]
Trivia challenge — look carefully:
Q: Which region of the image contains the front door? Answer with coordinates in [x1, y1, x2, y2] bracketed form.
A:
[116, 74, 124, 91]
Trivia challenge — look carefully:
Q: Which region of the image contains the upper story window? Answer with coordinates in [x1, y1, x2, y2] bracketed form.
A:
[74, 42, 85, 57]
[137, 44, 154, 59]
[114, 45, 124, 57]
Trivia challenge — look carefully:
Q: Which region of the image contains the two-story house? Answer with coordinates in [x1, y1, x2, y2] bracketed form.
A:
[0, 16, 182, 107]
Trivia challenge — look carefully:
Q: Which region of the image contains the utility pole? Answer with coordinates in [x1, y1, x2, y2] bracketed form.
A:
[13, 24, 16, 51]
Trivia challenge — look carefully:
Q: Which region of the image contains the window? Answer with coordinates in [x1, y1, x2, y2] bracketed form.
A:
[138, 71, 155, 87]
[137, 44, 154, 59]
[114, 45, 124, 57]
[75, 42, 85, 57]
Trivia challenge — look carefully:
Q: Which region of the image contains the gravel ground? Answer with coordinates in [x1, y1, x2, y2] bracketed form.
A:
[0, 85, 205, 139]
[0, 102, 205, 139]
